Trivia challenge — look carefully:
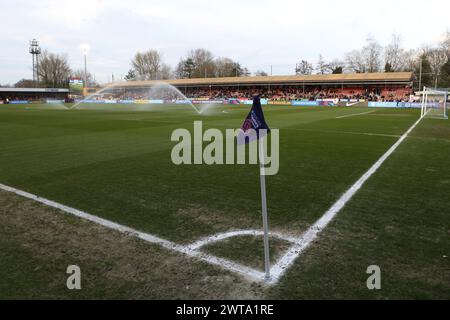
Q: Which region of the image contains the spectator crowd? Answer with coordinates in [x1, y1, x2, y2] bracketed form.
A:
[103, 85, 413, 102]
[1, 85, 414, 103]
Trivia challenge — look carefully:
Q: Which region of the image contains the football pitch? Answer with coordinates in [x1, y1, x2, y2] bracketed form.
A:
[0, 103, 449, 299]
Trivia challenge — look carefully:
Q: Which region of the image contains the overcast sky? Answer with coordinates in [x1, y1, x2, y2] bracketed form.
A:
[0, 0, 449, 85]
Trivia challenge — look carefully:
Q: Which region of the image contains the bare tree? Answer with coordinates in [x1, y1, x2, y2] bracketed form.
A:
[38, 50, 72, 88]
[384, 33, 405, 72]
[401, 49, 419, 72]
[345, 50, 366, 73]
[345, 36, 382, 73]
[175, 51, 249, 78]
[295, 60, 313, 75]
[131, 50, 164, 80]
[316, 54, 330, 74]
[215, 57, 237, 77]
[441, 30, 450, 59]
[427, 48, 448, 87]
[363, 36, 382, 73]
[187, 48, 216, 78]
[160, 63, 173, 80]
[14, 79, 35, 88]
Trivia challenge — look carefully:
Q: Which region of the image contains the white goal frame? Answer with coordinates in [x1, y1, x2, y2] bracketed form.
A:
[420, 87, 449, 119]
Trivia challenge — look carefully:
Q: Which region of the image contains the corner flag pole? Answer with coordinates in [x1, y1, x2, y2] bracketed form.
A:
[259, 135, 271, 280]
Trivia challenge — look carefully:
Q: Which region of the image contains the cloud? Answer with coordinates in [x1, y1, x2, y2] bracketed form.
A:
[0, 0, 449, 84]
[30, 0, 119, 29]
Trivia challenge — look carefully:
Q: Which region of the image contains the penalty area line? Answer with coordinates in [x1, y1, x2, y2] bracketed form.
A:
[267, 115, 424, 284]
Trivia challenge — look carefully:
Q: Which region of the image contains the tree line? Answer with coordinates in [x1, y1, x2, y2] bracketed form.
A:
[3, 32, 449, 89]
[124, 48, 251, 81]
[296, 32, 450, 88]
[9, 50, 98, 89]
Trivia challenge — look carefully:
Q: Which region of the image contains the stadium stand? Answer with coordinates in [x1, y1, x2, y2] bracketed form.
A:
[0, 73, 415, 104]
[113, 72, 414, 102]
[0, 88, 69, 103]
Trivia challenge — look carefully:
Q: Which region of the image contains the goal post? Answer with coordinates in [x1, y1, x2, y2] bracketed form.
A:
[421, 87, 449, 119]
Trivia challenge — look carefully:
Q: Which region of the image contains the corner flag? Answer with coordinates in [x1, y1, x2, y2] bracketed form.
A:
[238, 96, 270, 145]
[238, 96, 272, 281]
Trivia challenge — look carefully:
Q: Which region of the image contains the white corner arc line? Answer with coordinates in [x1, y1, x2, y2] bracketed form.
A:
[0, 183, 265, 282]
[187, 230, 298, 251]
[267, 116, 423, 284]
[336, 110, 376, 119]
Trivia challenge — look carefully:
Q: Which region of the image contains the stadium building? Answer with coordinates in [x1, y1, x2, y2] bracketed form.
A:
[0, 72, 414, 106]
[115, 72, 414, 104]
[0, 87, 69, 104]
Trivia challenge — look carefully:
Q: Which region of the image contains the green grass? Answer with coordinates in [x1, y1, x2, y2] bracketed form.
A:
[0, 103, 449, 299]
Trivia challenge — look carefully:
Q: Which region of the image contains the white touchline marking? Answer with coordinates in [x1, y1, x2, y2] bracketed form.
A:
[286, 127, 400, 138]
[0, 115, 423, 286]
[0, 182, 265, 282]
[336, 110, 376, 119]
[120, 119, 177, 123]
[267, 115, 424, 284]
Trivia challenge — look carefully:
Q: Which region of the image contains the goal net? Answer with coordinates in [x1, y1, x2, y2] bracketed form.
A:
[421, 87, 449, 119]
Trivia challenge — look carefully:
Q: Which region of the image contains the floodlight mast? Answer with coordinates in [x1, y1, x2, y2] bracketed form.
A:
[29, 39, 41, 87]
[80, 44, 90, 93]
